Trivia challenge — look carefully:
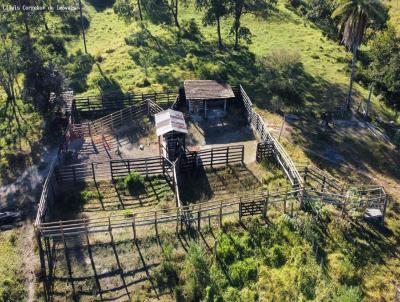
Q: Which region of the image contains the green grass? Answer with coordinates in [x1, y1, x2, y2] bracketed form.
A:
[0, 231, 26, 301]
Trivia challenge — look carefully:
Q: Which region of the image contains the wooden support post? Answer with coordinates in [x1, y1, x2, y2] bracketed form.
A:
[239, 198, 242, 222]
[291, 202, 294, 217]
[219, 201, 223, 228]
[382, 195, 388, 225]
[176, 210, 179, 235]
[60, 221, 76, 299]
[208, 214, 211, 229]
[197, 205, 201, 232]
[263, 191, 269, 219]
[211, 148, 214, 169]
[36, 231, 48, 300]
[322, 176, 326, 192]
[155, 212, 159, 239]
[132, 214, 137, 242]
[283, 187, 288, 214]
[226, 146, 229, 166]
[241, 145, 245, 164]
[145, 158, 148, 179]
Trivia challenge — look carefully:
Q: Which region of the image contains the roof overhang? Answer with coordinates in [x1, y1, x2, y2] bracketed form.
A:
[154, 109, 188, 137]
[184, 80, 235, 101]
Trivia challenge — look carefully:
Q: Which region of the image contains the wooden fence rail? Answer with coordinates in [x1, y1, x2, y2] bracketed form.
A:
[37, 188, 301, 238]
[55, 145, 245, 185]
[74, 90, 177, 115]
[239, 85, 303, 187]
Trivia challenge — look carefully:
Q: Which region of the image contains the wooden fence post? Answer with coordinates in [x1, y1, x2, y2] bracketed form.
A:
[36, 231, 48, 300]
[241, 145, 245, 164]
[155, 212, 159, 239]
[176, 210, 179, 235]
[226, 146, 229, 166]
[219, 201, 223, 228]
[263, 191, 269, 219]
[197, 205, 201, 232]
[283, 187, 288, 214]
[132, 214, 137, 242]
[211, 149, 214, 169]
[239, 197, 242, 222]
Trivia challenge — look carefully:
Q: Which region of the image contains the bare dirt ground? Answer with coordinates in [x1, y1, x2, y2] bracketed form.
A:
[187, 114, 258, 164]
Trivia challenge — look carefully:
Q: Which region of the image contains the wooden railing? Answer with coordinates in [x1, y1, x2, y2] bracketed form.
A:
[74, 90, 177, 115]
[239, 85, 302, 187]
[37, 187, 301, 238]
[71, 100, 163, 138]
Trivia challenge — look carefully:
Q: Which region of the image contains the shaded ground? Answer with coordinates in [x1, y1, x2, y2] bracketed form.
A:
[51, 177, 176, 221]
[186, 107, 258, 164]
[180, 164, 262, 204]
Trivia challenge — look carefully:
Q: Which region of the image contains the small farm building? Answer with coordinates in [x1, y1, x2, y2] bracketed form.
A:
[155, 109, 188, 161]
[184, 80, 235, 118]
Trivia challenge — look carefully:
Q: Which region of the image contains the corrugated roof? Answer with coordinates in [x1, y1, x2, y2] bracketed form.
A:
[184, 80, 235, 101]
[155, 109, 188, 136]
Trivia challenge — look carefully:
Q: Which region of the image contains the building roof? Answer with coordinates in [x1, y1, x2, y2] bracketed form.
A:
[154, 109, 188, 136]
[184, 80, 235, 101]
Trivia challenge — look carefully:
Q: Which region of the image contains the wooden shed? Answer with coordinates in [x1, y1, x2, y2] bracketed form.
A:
[155, 109, 188, 161]
[184, 80, 235, 118]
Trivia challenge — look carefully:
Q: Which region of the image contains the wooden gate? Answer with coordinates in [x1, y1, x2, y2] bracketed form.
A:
[256, 141, 274, 162]
[239, 199, 264, 217]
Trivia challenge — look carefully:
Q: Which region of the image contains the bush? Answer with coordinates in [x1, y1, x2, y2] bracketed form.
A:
[330, 285, 363, 302]
[266, 244, 286, 268]
[155, 244, 179, 288]
[124, 171, 145, 195]
[0, 278, 25, 302]
[230, 258, 258, 287]
[258, 49, 305, 104]
[181, 243, 210, 301]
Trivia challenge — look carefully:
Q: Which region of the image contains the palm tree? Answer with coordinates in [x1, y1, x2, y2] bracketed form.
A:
[332, 0, 386, 110]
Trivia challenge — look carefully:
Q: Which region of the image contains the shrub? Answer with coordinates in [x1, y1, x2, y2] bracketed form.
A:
[181, 243, 210, 301]
[266, 244, 286, 268]
[0, 278, 25, 302]
[330, 285, 363, 302]
[230, 258, 258, 287]
[124, 171, 145, 195]
[257, 49, 305, 104]
[155, 244, 179, 288]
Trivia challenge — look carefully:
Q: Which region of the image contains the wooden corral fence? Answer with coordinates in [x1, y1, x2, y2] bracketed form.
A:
[74, 90, 177, 115]
[55, 145, 245, 185]
[238, 85, 303, 187]
[181, 145, 244, 170]
[71, 100, 163, 138]
[37, 187, 301, 238]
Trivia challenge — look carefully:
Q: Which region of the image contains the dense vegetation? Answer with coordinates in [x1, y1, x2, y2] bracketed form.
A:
[153, 214, 398, 301]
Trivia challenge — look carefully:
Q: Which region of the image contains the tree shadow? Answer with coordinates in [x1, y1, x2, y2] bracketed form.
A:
[86, 0, 115, 12]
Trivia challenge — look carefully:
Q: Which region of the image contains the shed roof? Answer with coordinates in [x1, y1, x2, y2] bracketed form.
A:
[155, 109, 188, 136]
[184, 80, 235, 101]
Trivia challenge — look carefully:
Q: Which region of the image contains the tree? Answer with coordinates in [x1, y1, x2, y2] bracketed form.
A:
[196, 0, 228, 49]
[368, 26, 400, 113]
[332, 0, 387, 110]
[113, 0, 143, 21]
[167, 0, 180, 28]
[228, 0, 276, 49]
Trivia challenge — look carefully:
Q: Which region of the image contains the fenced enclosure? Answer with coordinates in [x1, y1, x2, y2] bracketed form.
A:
[36, 84, 390, 302]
